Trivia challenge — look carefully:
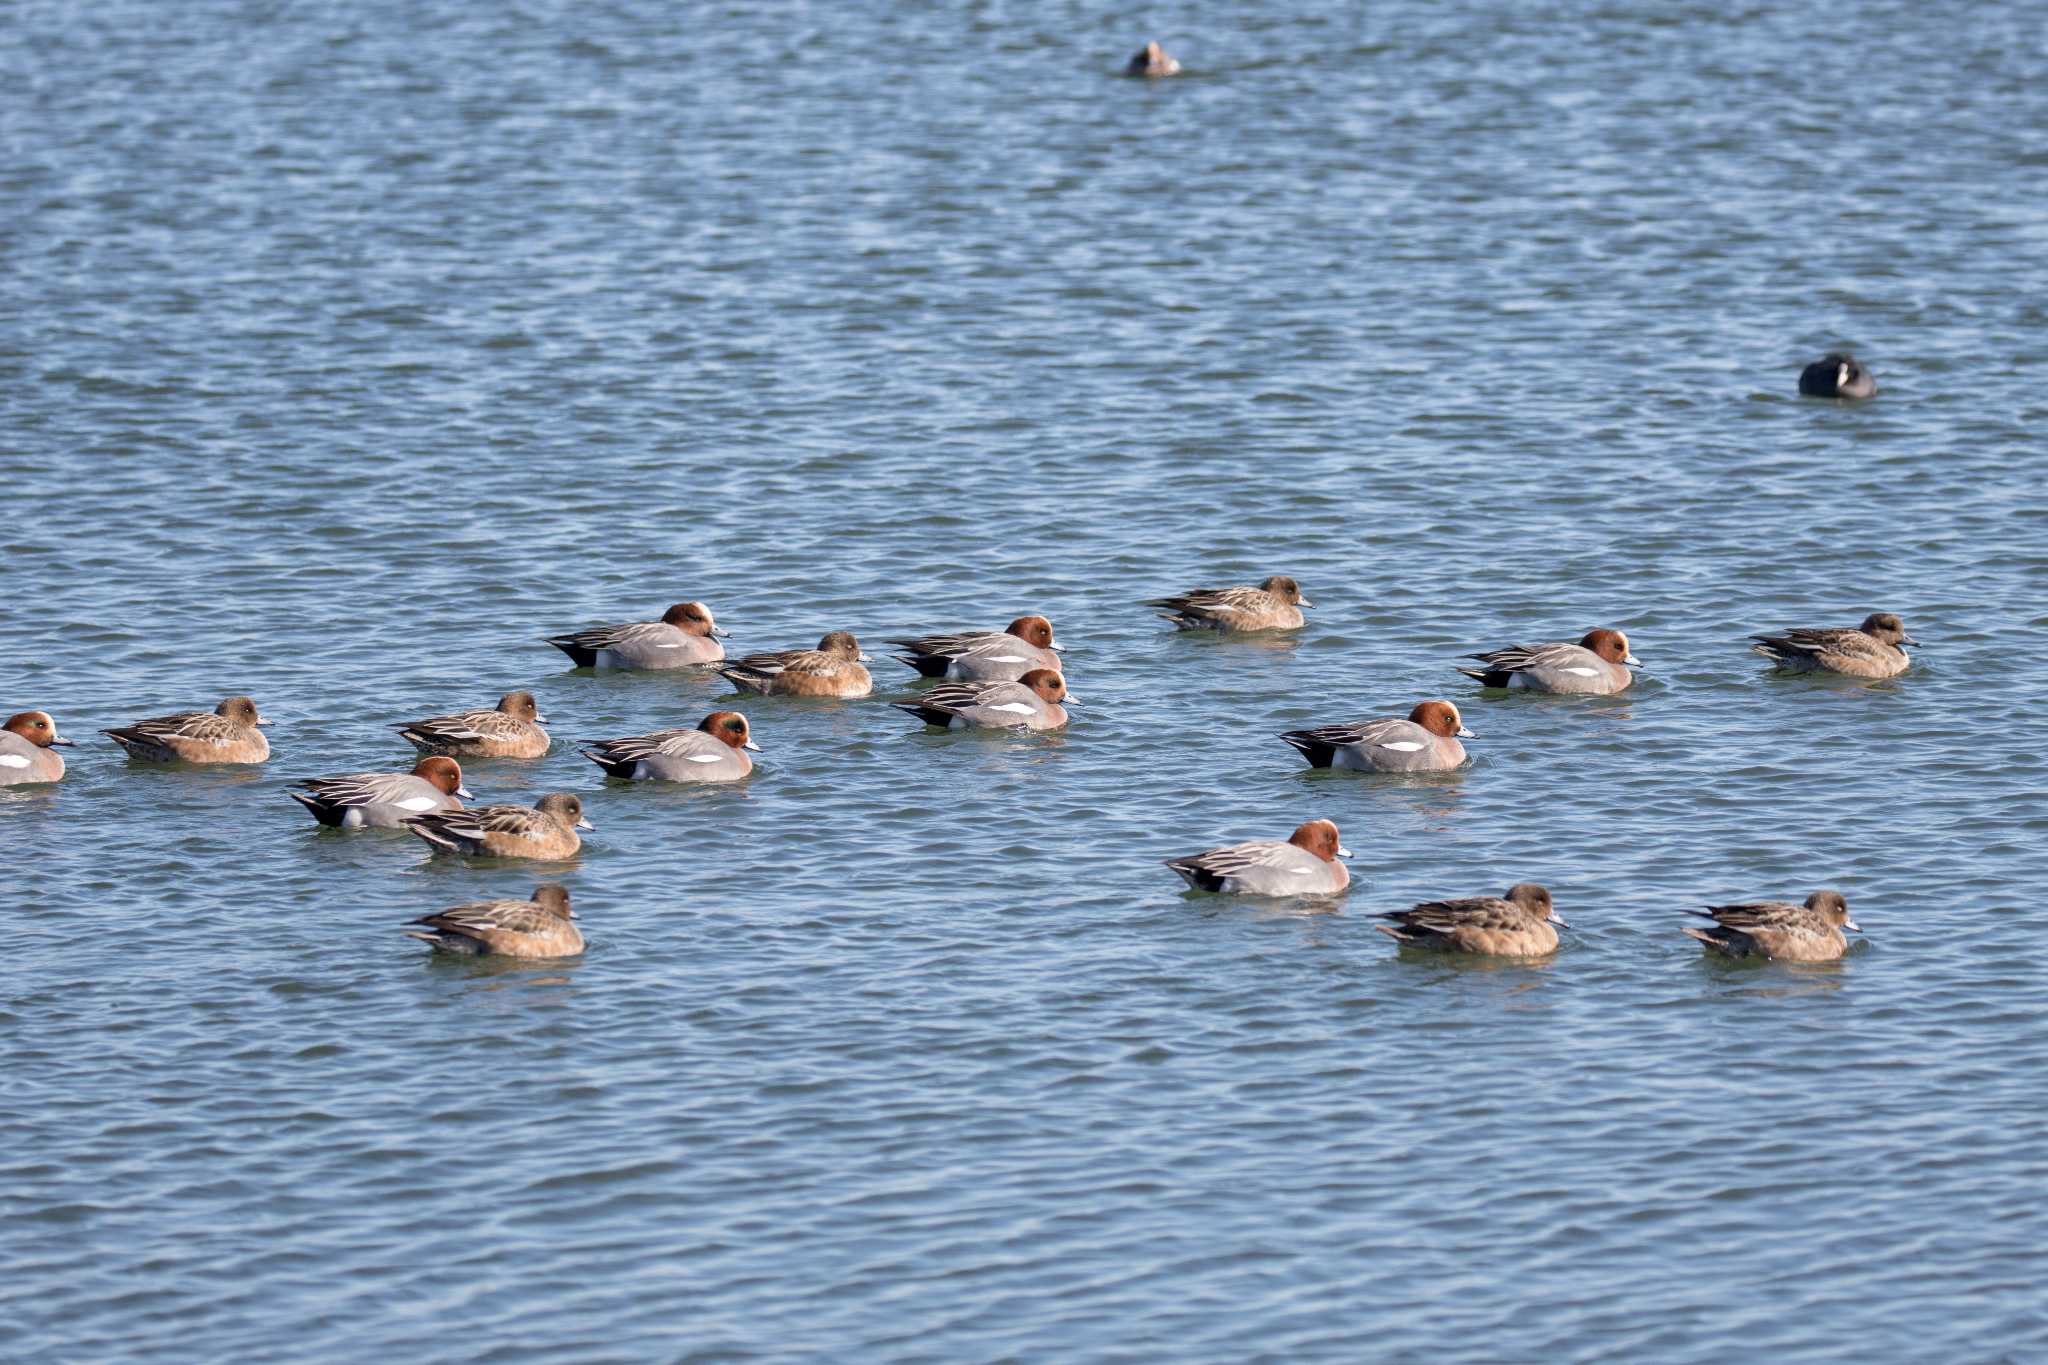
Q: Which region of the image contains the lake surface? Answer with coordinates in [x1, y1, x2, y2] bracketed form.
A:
[6, 0, 2048, 1359]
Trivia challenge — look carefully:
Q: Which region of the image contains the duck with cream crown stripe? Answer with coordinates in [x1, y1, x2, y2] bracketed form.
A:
[580, 712, 761, 782]
[889, 615, 1064, 682]
[1457, 629, 1640, 695]
[893, 669, 1072, 731]
[288, 756, 471, 829]
[102, 696, 271, 764]
[1164, 820, 1350, 896]
[545, 601, 728, 669]
[1279, 700, 1472, 772]
[0, 710, 72, 784]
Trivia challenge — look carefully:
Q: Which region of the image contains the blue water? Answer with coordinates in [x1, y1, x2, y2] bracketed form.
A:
[6, 1, 2048, 1359]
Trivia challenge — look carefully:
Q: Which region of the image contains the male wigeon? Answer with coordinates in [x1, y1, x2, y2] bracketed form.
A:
[545, 601, 727, 668]
[720, 631, 873, 698]
[889, 615, 1064, 682]
[1164, 819, 1351, 896]
[1377, 883, 1565, 956]
[1147, 575, 1312, 632]
[893, 668, 1072, 731]
[1683, 890, 1859, 962]
[0, 710, 73, 784]
[406, 884, 583, 958]
[406, 792, 591, 859]
[1127, 40, 1181, 76]
[396, 690, 550, 758]
[579, 711, 761, 782]
[1751, 612, 1915, 678]
[1798, 353, 1877, 399]
[102, 696, 271, 764]
[1458, 629, 1639, 695]
[1280, 700, 1473, 772]
[288, 756, 471, 829]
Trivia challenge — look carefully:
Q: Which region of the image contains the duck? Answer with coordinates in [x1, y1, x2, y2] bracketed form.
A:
[1279, 700, 1472, 772]
[0, 710, 73, 784]
[1457, 629, 1639, 695]
[1127, 40, 1181, 76]
[287, 756, 471, 828]
[1377, 883, 1565, 956]
[406, 792, 591, 859]
[102, 696, 271, 764]
[1682, 890, 1859, 962]
[1164, 819, 1351, 896]
[720, 631, 872, 698]
[1798, 353, 1877, 399]
[1751, 612, 1914, 678]
[893, 668, 1072, 731]
[406, 884, 584, 958]
[395, 690, 550, 759]
[580, 711, 761, 782]
[889, 615, 1064, 682]
[1147, 575, 1312, 632]
[544, 601, 728, 669]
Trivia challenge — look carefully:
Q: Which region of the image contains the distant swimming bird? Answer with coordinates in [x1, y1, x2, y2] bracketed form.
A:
[102, 696, 271, 764]
[0, 710, 73, 784]
[545, 601, 728, 669]
[720, 631, 873, 698]
[288, 756, 471, 829]
[1798, 353, 1877, 399]
[1147, 575, 1312, 632]
[395, 690, 550, 758]
[1127, 40, 1181, 76]
[890, 615, 1065, 682]
[580, 711, 761, 783]
[1682, 890, 1859, 962]
[406, 792, 591, 860]
[1377, 883, 1565, 956]
[1751, 612, 1915, 678]
[893, 668, 1072, 731]
[406, 884, 584, 958]
[1163, 818, 1351, 896]
[1457, 629, 1639, 695]
[1279, 700, 1473, 772]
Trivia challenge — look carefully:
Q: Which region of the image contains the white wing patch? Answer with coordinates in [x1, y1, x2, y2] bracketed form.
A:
[1561, 666, 1600, 677]
[396, 795, 440, 811]
[987, 702, 1037, 715]
[984, 653, 1029, 664]
[0, 754, 29, 768]
[1377, 741, 1426, 752]
[685, 753, 724, 763]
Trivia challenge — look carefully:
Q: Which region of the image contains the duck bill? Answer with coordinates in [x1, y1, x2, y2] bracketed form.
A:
[1899, 636, 1919, 648]
[1060, 693, 1079, 706]
[575, 818, 595, 831]
[1457, 726, 1476, 738]
[711, 626, 732, 639]
[1336, 844, 1354, 859]
[49, 735, 75, 747]
[534, 713, 551, 726]
[1298, 599, 1315, 609]
[857, 653, 874, 662]
[743, 740, 763, 752]
[456, 785, 475, 800]
[1048, 639, 1067, 653]
[1548, 912, 1570, 928]
[1624, 654, 1643, 667]
[1843, 917, 1862, 933]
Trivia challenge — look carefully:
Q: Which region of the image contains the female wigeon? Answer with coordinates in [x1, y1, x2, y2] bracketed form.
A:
[1683, 890, 1859, 962]
[288, 756, 471, 829]
[1147, 575, 1312, 632]
[1798, 354, 1877, 399]
[545, 601, 728, 669]
[1280, 700, 1473, 772]
[1458, 629, 1640, 695]
[580, 711, 760, 782]
[396, 690, 550, 758]
[1127, 40, 1181, 76]
[1164, 819, 1351, 896]
[406, 884, 583, 958]
[0, 710, 73, 784]
[102, 696, 271, 764]
[406, 792, 591, 860]
[1377, 883, 1565, 956]
[720, 631, 873, 698]
[1751, 613, 1915, 678]
[889, 615, 1064, 682]
[893, 668, 1072, 731]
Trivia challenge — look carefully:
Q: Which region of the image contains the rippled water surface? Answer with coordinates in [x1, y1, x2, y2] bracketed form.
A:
[7, 1, 2048, 1359]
